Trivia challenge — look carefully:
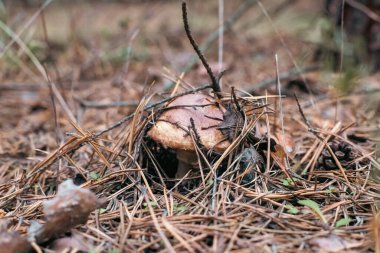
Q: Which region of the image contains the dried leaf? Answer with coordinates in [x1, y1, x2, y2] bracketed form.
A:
[275, 132, 296, 158]
[271, 144, 293, 179]
[271, 144, 287, 169]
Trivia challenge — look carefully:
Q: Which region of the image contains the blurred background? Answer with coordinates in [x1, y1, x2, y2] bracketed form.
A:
[0, 0, 379, 157]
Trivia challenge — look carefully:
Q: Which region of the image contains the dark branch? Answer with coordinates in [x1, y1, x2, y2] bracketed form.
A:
[293, 93, 322, 141]
[182, 1, 221, 97]
[293, 93, 311, 129]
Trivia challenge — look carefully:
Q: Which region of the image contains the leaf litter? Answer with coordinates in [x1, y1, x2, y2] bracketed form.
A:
[0, 1, 379, 252]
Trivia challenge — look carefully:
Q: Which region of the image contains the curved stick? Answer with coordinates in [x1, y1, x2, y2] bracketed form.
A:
[182, 1, 221, 97]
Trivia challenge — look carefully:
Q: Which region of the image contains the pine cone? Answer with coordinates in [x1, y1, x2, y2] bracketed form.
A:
[317, 141, 356, 170]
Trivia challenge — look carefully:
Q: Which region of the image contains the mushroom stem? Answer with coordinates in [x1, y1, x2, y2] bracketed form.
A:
[176, 150, 198, 178]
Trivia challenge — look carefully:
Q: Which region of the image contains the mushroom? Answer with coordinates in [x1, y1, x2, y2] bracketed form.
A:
[148, 93, 230, 177]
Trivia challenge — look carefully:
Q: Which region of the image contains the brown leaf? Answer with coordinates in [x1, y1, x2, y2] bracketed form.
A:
[0, 209, 5, 219]
[275, 132, 296, 158]
[271, 144, 292, 179]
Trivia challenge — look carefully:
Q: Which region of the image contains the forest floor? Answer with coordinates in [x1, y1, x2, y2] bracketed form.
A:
[0, 0, 380, 252]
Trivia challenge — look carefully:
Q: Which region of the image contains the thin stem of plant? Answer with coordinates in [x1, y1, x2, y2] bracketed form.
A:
[275, 54, 292, 178]
[340, 0, 345, 73]
[218, 0, 224, 90]
[182, 1, 221, 97]
[181, 0, 258, 75]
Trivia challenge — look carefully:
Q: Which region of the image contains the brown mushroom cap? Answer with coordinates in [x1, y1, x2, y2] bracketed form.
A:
[148, 93, 230, 152]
